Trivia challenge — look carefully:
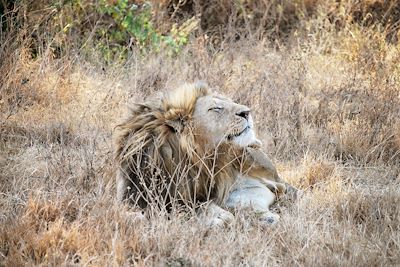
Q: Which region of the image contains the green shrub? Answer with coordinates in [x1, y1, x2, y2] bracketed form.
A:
[97, 0, 198, 61]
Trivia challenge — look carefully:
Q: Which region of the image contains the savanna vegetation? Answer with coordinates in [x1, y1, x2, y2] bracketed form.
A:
[1, 0, 400, 266]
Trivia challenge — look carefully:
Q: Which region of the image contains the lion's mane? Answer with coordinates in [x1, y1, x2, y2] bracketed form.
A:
[114, 83, 240, 209]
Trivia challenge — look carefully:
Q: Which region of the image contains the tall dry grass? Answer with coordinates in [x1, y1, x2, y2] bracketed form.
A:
[1, 0, 400, 266]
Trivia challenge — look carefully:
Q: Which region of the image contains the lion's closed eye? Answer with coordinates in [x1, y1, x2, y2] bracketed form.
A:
[208, 107, 223, 112]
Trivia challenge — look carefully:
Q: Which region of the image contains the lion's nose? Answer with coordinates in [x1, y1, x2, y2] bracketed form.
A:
[236, 109, 250, 120]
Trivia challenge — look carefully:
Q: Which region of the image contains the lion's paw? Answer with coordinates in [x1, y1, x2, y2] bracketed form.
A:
[199, 203, 235, 228]
[264, 181, 286, 196]
[284, 185, 302, 201]
[259, 211, 280, 225]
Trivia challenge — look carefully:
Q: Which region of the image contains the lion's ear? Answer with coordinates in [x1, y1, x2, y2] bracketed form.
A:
[165, 118, 184, 133]
[164, 108, 188, 133]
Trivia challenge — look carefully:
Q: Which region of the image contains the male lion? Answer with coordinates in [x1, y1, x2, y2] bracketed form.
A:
[115, 82, 296, 226]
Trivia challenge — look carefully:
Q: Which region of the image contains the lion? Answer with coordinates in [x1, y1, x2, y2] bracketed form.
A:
[114, 82, 296, 226]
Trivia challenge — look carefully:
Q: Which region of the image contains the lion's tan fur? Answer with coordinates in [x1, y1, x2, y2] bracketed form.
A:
[114, 83, 287, 210]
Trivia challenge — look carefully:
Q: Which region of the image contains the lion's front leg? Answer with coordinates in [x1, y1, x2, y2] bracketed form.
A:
[198, 202, 235, 227]
[116, 168, 129, 202]
[225, 177, 280, 225]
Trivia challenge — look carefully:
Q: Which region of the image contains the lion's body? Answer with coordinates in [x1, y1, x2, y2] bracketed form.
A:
[115, 82, 292, 225]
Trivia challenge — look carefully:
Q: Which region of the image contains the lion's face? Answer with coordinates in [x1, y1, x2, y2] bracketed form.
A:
[193, 95, 261, 148]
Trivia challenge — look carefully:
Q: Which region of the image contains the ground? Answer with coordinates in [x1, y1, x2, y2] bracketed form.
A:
[1, 1, 400, 266]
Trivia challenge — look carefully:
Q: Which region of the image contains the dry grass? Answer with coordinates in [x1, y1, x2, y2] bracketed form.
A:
[1, 1, 400, 266]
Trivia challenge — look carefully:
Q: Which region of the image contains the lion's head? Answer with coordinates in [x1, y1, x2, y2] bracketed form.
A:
[192, 92, 261, 148]
[115, 82, 263, 207]
[164, 82, 261, 149]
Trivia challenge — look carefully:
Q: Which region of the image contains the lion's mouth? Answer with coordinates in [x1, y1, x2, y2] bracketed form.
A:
[227, 126, 250, 140]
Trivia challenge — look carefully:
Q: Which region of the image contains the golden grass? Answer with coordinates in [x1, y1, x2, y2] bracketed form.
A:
[1, 1, 400, 265]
